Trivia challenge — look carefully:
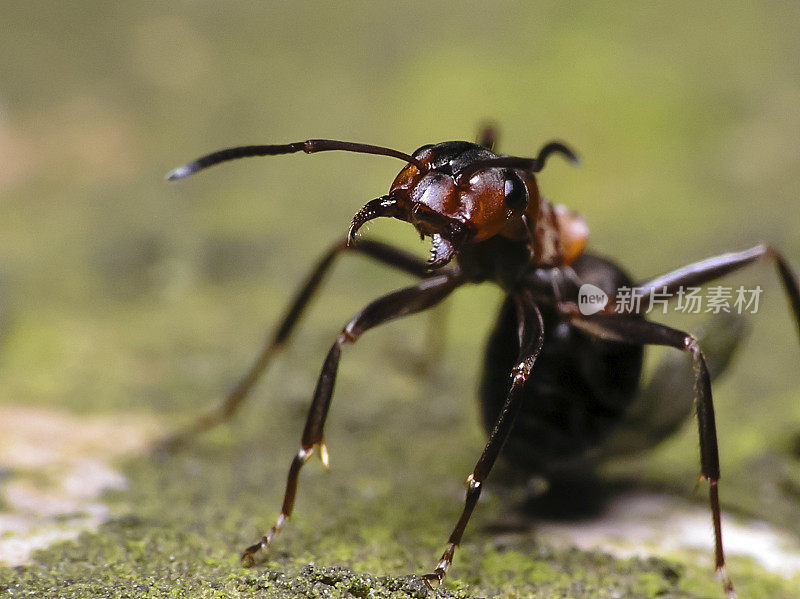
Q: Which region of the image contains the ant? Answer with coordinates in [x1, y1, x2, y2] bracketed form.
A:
[161, 126, 800, 597]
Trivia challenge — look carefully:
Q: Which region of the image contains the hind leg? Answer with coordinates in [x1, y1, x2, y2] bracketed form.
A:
[571, 314, 742, 597]
[597, 311, 748, 461]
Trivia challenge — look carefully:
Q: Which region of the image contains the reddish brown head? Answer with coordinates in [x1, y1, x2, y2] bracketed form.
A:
[348, 141, 579, 268]
[167, 136, 578, 269]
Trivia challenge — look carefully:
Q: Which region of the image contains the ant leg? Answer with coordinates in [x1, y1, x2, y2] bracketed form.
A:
[157, 238, 441, 452]
[598, 312, 747, 460]
[241, 273, 462, 564]
[570, 314, 736, 599]
[634, 244, 800, 340]
[422, 291, 544, 588]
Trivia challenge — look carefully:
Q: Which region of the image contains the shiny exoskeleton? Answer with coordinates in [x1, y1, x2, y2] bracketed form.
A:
[161, 129, 800, 598]
[481, 253, 643, 478]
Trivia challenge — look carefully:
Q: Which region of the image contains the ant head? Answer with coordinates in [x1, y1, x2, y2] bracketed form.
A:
[167, 136, 577, 270]
[348, 141, 579, 268]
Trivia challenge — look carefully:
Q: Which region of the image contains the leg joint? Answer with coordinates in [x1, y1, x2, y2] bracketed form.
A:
[684, 334, 700, 354]
[466, 473, 482, 494]
[338, 329, 357, 345]
[296, 446, 314, 463]
[510, 363, 530, 386]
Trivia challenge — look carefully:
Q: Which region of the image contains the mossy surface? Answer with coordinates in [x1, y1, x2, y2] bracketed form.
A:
[2, 2, 800, 598]
[2, 370, 800, 598]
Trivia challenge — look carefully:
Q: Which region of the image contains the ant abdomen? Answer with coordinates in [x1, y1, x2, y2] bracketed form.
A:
[481, 254, 643, 477]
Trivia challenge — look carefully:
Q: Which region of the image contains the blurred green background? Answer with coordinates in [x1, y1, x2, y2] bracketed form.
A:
[1, 2, 800, 597]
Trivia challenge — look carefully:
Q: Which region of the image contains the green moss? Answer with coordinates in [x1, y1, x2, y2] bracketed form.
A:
[3, 2, 800, 598]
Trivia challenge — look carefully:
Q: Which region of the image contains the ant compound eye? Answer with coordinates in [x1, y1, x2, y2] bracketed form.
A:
[503, 172, 528, 212]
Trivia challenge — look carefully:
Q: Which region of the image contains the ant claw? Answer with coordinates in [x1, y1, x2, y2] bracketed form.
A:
[240, 541, 263, 566]
[421, 571, 443, 590]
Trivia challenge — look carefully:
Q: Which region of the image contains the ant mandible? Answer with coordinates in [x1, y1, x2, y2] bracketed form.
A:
[161, 126, 800, 597]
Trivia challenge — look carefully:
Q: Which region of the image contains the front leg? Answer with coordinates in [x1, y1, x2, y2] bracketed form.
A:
[242, 273, 462, 563]
[157, 237, 439, 452]
[422, 290, 544, 587]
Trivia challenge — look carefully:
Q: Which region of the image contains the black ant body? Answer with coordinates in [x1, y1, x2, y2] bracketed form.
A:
[162, 127, 800, 597]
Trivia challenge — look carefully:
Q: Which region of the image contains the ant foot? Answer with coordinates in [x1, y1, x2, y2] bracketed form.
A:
[421, 570, 445, 590]
[421, 542, 455, 589]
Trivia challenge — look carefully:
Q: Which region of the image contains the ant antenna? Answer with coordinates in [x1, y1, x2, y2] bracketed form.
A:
[167, 139, 425, 181]
[454, 141, 580, 185]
